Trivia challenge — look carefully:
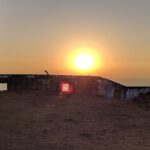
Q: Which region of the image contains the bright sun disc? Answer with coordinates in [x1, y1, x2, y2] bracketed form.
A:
[74, 53, 94, 70]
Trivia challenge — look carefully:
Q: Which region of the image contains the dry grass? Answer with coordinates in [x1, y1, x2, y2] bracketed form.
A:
[0, 91, 150, 150]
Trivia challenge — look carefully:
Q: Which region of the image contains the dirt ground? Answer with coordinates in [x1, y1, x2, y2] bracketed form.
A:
[0, 91, 150, 150]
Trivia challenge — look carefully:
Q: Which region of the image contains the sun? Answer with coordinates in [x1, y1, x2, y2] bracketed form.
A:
[74, 53, 94, 70]
[67, 47, 102, 74]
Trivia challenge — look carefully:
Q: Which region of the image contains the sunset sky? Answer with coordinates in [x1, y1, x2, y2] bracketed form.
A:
[0, 0, 150, 86]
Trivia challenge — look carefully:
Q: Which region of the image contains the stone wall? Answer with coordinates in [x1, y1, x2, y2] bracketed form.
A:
[0, 74, 149, 100]
[125, 87, 150, 100]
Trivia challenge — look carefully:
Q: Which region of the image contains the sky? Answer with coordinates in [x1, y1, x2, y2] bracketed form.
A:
[0, 0, 150, 86]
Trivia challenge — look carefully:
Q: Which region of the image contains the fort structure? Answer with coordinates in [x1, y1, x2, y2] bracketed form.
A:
[0, 74, 150, 100]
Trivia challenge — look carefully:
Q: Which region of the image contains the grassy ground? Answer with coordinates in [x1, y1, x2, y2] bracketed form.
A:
[0, 91, 150, 150]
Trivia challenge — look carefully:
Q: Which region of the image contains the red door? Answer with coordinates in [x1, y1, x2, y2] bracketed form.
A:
[60, 81, 73, 94]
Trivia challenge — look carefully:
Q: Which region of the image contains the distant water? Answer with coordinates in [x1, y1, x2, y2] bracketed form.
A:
[0, 83, 7, 91]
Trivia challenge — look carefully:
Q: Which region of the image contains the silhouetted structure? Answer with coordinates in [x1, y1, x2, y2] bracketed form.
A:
[0, 74, 149, 100]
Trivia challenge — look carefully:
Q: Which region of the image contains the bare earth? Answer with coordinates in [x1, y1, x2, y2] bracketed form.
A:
[0, 92, 150, 150]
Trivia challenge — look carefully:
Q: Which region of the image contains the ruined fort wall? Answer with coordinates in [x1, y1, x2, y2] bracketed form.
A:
[0, 75, 149, 100]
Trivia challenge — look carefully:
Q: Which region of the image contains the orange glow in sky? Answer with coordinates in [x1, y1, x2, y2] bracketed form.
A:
[1, 1, 150, 86]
